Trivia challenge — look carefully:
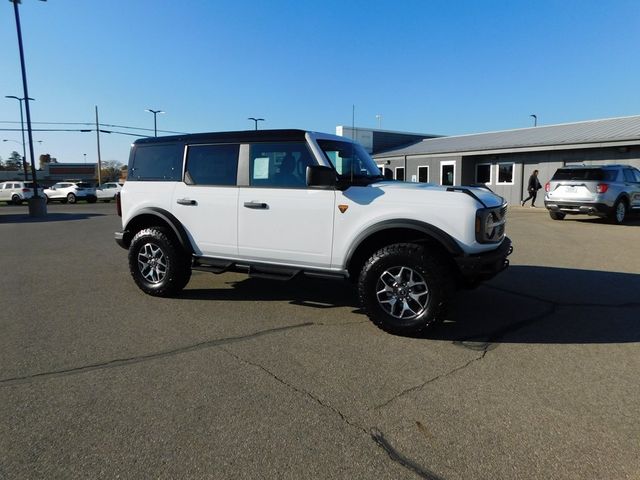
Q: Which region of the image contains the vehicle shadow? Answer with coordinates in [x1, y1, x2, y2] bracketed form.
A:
[0, 213, 106, 223]
[181, 265, 640, 344]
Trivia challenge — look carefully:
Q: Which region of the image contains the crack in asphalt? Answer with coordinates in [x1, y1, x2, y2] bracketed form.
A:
[0, 323, 313, 387]
[374, 350, 489, 411]
[221, 346, 446, 480]
[371, 429, 447, 480]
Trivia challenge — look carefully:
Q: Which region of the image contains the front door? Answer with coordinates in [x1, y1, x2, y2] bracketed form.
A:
[237, 142, 335, 268]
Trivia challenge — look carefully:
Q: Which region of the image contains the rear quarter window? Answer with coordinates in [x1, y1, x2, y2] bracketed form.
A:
[129, 143, 183, 181]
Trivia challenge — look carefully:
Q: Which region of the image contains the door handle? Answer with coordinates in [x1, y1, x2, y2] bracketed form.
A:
[176, 198, 197, 206]
[244, 201, 268, 209]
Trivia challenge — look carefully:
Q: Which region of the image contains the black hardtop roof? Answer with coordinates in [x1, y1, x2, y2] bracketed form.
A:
[133, 129, 310, 146]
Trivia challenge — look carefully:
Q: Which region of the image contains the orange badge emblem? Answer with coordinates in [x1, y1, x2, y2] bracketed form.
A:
[338, 204, 349, 213]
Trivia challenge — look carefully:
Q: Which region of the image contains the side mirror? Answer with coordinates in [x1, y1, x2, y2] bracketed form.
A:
[306, 165, 336, 189]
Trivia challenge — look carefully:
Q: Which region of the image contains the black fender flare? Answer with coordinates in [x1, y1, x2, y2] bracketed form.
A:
[343, 219, 464, 269]
[125, 207, 194, 254]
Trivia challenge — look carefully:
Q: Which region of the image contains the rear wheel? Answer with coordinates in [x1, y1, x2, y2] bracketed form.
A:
[358, 243, 453, 335]
[549, 211, 565, 220]
[11, 195, 22, 206]
[609, 199, 627, 224]
[67, 193, 77, 204]
[128, 227, 191, 296]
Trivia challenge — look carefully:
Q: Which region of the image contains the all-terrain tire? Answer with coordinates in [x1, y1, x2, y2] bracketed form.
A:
[128, 227, 191, 296]
[357, 243, 453, 335]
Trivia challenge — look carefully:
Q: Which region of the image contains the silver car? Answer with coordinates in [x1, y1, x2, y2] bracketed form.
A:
[544, 164, 640, 223]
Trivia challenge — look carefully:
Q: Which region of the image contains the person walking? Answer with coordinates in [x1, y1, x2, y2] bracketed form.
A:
[521, 169, 542, 207]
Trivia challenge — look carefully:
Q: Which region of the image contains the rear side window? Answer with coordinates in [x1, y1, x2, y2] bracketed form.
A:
[552, 168, 616, 181]
[184, 144, 239, 186]
[129, 143, 183, 181]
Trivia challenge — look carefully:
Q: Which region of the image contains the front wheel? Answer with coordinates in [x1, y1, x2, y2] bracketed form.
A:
[358, 243, 453, 335]
[549, 211, 565, 220]
[128, 227, 191, 296]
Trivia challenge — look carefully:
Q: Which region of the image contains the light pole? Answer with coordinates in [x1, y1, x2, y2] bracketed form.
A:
[146, 109, 164, 137]
[5, 95, 34, 182]
[9, 0, 46, 216]
[376, 114, 382, 129]
[248, 117, 264, 130]
[530, 114, 538, 127]
[83, 153, 87, 164]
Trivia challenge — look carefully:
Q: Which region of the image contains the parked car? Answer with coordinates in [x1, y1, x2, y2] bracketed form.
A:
[43, 182, 97, 204]
[96, 182, 122, 202]
[544, 164, 640, 223]
[115, 129, 512, 335]
[0, 181, 44, 205]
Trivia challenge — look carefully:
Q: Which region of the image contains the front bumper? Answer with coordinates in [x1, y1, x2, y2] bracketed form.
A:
[454, 237, 512, 282]
[544, 201, 611, 217]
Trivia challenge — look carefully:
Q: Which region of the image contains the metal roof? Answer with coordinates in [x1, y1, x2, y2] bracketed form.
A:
[374, 115, 640, 158]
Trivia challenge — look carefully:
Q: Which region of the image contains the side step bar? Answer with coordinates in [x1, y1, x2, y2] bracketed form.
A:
[192, 257, 347, 281]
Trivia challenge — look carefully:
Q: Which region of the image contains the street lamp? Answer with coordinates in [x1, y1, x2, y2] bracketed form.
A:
[145, 109, 164, 137]
[248, 117, 264, 130]
[376, 114, 382, 129]
[5, 95, 34, 182]
[530, 114, 538, 127]
[83, 153, 87, 163]
[9, 0, 47, 216]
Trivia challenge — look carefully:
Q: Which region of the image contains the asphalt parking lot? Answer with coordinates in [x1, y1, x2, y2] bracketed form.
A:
[1, 202, 639, 480]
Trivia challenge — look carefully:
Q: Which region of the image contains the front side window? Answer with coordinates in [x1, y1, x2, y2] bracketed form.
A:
[249, 142, 313, 188]
[316, 139, 381, 184]
[130, 143, 183, 181]
[185, 144, 239, 186]
[497, 163, 514, 184]
[476, 163, 492, 184]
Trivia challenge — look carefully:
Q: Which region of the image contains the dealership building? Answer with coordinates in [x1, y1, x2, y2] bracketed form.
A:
[349, 115, 640, 206]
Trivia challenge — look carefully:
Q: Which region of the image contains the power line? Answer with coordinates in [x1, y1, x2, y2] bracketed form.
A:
[0, 120, 188, 135]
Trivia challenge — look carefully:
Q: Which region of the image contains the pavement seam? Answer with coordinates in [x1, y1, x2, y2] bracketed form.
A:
[0, 323, 313, 387]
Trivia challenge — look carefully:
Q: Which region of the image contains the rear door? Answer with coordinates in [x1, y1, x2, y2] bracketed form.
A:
[171, 143, 240, 257]
[237, 141, 335, 268]
[624, 168, 640, 209]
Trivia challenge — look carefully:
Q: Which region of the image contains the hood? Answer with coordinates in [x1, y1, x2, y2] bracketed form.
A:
[370, 181, 505, 208]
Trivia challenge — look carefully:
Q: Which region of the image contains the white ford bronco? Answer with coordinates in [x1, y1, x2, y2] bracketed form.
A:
[115, 129, 512, 334]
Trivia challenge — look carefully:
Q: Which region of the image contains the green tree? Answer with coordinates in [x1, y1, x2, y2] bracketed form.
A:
[100, 160, 124, 182]
[5, 151, 22, 171]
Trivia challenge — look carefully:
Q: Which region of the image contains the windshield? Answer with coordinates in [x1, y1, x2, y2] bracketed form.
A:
[316, 139, 382, 182]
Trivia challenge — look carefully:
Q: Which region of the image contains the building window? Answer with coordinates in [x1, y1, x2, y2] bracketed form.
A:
[476, 163, 492, 184]
[440, 161, 455, 186]
[497, 163, 514, 184]
[418, 166, 429, 183]
[395, 167, 405, 181]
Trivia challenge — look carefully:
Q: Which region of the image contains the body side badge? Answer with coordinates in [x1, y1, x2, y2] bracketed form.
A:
[338, 204, 349, 213]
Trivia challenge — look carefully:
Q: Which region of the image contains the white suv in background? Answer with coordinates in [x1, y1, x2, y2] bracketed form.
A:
[0, 181, 43, 205]
[44, 182, 97, 204]
[115, 129, 512, 335]
[96, 182, 122, 202]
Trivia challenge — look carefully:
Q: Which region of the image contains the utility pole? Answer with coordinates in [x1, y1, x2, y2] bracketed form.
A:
[95, 106, 102, 186]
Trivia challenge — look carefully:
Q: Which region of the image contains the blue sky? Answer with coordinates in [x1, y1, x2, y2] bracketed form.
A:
[1, 0, 639, 165]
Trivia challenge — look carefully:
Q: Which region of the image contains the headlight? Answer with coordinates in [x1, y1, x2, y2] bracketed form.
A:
[476, 205, 507, 243]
